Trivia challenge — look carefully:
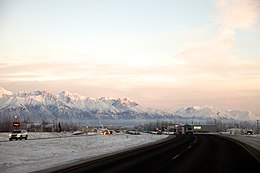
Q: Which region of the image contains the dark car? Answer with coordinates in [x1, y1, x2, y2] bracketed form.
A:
[185, 127, 193, 135]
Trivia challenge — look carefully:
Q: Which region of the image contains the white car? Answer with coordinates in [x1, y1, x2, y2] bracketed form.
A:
[9, 130, 28, 141]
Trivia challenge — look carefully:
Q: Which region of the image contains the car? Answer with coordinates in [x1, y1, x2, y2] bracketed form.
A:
[246, 130, 253, 135]
[156, 130, 163, 135]
[9, 130, 28, 141]
[185, 127, 193, 135]
[162, 131, 175, 135]
[126, 130, 140, 135]
[100, 129, 111, 135]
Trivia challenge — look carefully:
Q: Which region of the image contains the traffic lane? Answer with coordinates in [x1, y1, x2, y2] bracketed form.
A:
[162, 134, 260, 173]
[51, 134, 196, 173]
[118, 134, 197, 173]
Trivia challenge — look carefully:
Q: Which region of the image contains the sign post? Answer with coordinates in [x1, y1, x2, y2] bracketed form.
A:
[13, 116, 20, 129]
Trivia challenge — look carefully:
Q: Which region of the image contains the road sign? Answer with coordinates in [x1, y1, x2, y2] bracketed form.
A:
[13, 122, 20, 128]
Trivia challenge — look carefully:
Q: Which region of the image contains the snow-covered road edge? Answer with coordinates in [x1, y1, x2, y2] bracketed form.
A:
[216, 134, 260, 151]
[0, 133, 169, 173]
[215, 134, 260, 163]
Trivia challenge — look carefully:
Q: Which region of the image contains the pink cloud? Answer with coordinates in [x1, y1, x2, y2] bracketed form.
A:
[213, 0, 260, 29]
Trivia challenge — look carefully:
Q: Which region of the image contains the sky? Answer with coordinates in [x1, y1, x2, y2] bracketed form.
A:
[0, 0, 260, 114]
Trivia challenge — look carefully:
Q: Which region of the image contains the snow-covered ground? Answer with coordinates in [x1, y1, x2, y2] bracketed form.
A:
[0, 132, 168, 173]
[0, 132, 75, 142]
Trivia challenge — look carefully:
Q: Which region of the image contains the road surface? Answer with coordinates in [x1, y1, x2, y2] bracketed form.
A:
[37, 134, 260, 173]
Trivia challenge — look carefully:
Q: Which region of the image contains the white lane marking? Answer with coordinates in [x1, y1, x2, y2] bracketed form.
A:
[172, 154, 180, 160]
[172, 136, 197, 160]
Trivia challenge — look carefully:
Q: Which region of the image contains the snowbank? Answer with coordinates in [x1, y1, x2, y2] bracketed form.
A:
[219, 133, 260, 151]
[0, 132, 75, 142]
[0, 132, 168, 173]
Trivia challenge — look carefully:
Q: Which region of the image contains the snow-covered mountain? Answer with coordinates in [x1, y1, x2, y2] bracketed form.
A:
[171, 106, 257, 122]
[0, 87, 257, 123]
[0, 87, 13, 98]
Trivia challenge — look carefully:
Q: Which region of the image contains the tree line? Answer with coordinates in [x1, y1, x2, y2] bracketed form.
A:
[0, 115, 80, 132]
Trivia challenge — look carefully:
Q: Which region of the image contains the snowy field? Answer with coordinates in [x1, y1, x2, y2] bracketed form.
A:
[0, 132, 76, 142]
[0, 132, 168, 173]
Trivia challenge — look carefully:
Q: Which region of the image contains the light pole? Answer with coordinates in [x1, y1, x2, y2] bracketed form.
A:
[257, 120, 259, 134]
[13, 115, 20, 129]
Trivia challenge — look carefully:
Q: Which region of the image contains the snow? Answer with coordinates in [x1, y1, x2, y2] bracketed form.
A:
[218, 133, 260, 151]
[1, 86, 259, 121]
[0, 132, 168, 173]
[0, 87, 13, 98]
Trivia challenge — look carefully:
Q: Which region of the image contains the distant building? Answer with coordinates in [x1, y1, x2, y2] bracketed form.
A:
[191, 124, 217, 133]
[167, 124, 217, 134]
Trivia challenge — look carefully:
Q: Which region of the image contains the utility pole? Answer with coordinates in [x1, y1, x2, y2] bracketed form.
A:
[257, 120, 259, 134]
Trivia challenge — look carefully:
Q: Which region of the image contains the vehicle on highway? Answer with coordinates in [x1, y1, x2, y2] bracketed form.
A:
[185, 127, 193, 135]
[9, 130, 28, 141]
[126, 130, 140, 135]
[162, 131, 175, 135]
[100, 129, 111, 135]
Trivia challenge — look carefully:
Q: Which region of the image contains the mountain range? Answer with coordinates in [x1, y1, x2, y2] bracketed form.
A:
[0, 87, 257, 124]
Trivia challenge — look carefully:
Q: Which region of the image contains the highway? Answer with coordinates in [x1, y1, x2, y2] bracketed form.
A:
[40, 134, 260, 173]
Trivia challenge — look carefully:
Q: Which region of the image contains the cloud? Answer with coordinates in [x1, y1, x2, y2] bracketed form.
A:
[171, 0, 260, 83]
[212, 0, 260, 30]
[174, 29, 260, 84]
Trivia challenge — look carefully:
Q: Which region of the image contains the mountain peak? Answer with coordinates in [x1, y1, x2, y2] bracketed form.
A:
[121, 97, 138, 107]
[59, 90, 86, 102]
[59, 90, 73, 96]
[0, 87, 13, 98]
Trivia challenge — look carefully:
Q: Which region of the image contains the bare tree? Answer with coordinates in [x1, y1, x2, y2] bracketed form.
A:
[0, 115, 13, 132]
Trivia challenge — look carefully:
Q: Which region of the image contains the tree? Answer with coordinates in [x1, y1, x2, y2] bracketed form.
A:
[0, 115, 13, 132]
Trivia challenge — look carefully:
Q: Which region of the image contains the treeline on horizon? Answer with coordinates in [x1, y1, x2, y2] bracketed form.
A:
[0, 115, 257, 133]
